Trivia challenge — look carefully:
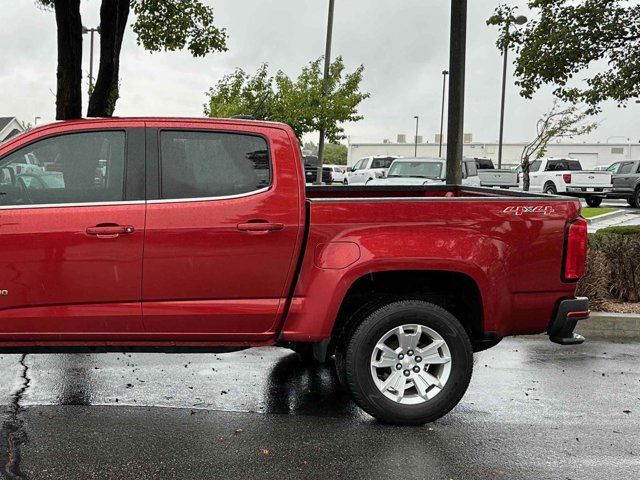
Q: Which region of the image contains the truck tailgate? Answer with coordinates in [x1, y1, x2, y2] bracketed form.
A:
[568, 171, 612, 188]
[478, 170, 518, 187]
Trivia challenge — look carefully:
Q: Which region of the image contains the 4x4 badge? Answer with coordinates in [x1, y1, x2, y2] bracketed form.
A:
[503, 206, 555, 216]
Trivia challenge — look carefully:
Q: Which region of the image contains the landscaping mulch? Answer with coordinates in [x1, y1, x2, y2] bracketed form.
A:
[597, 301, 640, 314]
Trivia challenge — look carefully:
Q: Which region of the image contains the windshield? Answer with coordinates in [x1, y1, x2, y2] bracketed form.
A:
[387, 161, 444, 179]
[371, 157, 395, 169]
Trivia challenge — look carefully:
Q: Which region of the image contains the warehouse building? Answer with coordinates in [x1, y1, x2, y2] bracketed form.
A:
[348, 134, 640, 170]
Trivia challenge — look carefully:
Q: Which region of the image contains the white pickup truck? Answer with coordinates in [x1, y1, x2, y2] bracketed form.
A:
[474, 158, 519, 189]
[366, 157, 481, 187]
[520, 158, 613, 207]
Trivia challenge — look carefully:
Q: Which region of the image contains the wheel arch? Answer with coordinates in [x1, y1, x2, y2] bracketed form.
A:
[328, 269, 485, 355]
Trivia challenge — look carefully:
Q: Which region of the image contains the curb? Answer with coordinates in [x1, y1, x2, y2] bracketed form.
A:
[585, 209, 627, 225]
[576, 311, 640, 341]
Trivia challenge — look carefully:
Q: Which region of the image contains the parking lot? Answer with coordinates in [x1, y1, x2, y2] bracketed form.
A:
[1, 336, 638, 480]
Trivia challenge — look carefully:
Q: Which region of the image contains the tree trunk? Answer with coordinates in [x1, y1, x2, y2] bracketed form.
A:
[87, 0, 130, 117]
[54, 0, 83, 120]
[522, 163, 531, 191]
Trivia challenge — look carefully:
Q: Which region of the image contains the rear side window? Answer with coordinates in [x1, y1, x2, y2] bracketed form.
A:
[465, 161, 478, 176]
[607, 162, 621, 174]
[160, 131, 270, 200]
[475, 159, 494, 170]
[566, 160, 582, 171]
[619, 162, 634, 174]
[0, 131, 125, 207]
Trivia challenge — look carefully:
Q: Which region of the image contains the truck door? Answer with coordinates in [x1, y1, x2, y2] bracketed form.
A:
[0, 126, 146, 338]
[142, 124, 302, 338]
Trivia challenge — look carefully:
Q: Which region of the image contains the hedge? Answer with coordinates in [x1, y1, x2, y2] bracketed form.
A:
[577, 225, 640, 307]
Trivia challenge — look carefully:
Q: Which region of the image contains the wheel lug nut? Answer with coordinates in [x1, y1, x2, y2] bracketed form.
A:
[413, 366, 420, 373]
[396, 363, 402, 370]
[407, 350, 414, 356]
[398, 354, 405, 360]
[403, 370, 410, 377]
[415, 356, 422, 363]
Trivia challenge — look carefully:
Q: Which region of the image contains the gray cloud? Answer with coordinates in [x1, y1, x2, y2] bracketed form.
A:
[0, 0, 637, 143]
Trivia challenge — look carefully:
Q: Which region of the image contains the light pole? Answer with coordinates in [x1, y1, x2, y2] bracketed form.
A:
[316, 0, 335, 185]
[439, 70, 449, 158]
[445, 0, 468, 185]
[82, 26, 99, 93]
[414, 116, 420, 157]
[497, 15, 527, 169]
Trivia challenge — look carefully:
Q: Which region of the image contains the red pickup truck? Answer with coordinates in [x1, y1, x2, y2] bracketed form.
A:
[0, 118, 589, 425]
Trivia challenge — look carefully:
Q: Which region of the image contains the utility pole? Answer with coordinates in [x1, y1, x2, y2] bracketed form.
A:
[446, 0, 467, 185]
[82, 26, 99, 93]
[414, 116, 420, 156]
[439, 70, 449, 158]
[316, 0, 335, 185]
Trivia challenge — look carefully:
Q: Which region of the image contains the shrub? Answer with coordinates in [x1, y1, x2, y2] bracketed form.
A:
[577, 226, 640, 304]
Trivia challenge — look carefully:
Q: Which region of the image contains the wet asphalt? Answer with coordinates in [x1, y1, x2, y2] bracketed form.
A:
[0, 336, 638, 480]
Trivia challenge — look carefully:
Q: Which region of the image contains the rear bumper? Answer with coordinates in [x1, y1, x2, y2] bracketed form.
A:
[548, 297, 590, 345]
[565, 187, 611, 198]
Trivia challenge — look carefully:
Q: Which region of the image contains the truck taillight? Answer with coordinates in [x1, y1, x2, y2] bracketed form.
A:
[563, 218, 588, 282]
[563, 174, 572, 184]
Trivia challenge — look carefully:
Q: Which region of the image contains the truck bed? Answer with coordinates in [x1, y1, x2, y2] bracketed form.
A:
[306, 184, 563, 200]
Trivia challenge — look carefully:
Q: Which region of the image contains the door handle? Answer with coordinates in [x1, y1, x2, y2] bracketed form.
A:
[86, 225, 135, 237]
[237, 222, 284, 233]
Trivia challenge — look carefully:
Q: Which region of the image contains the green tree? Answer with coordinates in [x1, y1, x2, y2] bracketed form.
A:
[40, 0, 227, 120]
[204, 57, 369, 143]
[520, 101, 598, 191]
[488, 1, 640, 113]
[322, 144, 348, 165]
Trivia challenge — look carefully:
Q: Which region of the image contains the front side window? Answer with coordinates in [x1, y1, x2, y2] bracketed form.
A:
[352, 158, 366, 171]
[160, 131, 270, 200]
[0, 131, 125, 207]
[607, 162, 621, 174]
[530, 161, 542, 172]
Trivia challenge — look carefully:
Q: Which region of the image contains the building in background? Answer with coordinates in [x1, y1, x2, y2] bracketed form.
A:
[0, 117, 25, 143]
[348, 134, 639, 169]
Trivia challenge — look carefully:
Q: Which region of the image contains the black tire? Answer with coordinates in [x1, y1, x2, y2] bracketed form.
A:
[343, 179, 348, 185]
[544, 182, 557, 195]
[344, 300, 473, 425]
[585, 196, 603, 208]
[633, 189, 640, 208]
[627, 198, 638, 208]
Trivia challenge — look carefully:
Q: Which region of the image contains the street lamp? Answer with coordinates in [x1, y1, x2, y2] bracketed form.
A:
[316, 0, 335, 185]
[414, 116, 420, 157]
[439, 70, 449, 158]
[497, 15, 527, 169]
[82, 26, 99, 93]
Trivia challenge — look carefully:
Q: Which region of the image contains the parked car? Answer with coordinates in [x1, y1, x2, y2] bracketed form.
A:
[519, 158, 612, 207]
[347, 155, 398, 184]
[474, 158, 519, 189]
[367, 157, 481, 187]
[326, 164, 347, 184]
[303, 155, 332, 184]
[0, 118, 589, 426]
[604, 160, 640, 207]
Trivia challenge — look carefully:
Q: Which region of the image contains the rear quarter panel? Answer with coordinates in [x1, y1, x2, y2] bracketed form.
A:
[282, 197, 581, 341]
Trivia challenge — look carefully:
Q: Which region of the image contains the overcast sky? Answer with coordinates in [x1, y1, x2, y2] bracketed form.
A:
[1, 0, 637, 144]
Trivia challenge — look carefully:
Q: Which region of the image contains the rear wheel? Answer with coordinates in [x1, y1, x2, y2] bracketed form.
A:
[627, 198, 637, 208]
[544, 182, 557, 195]
[633, 189, 640, 208]
[585, 196, 603, 208]
[343, 300, 473, 425]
